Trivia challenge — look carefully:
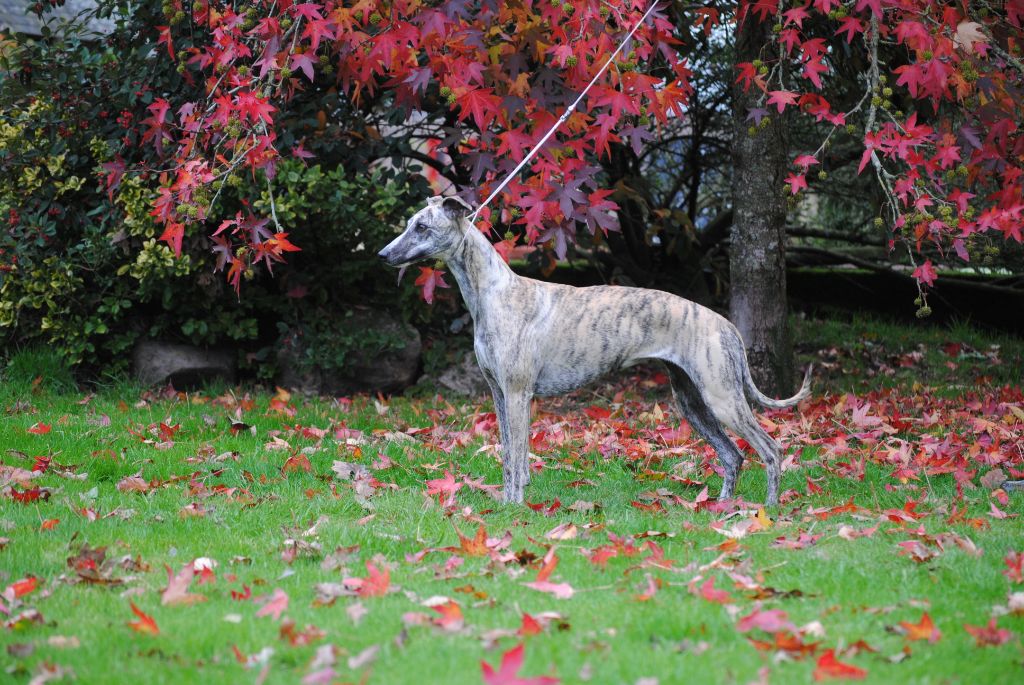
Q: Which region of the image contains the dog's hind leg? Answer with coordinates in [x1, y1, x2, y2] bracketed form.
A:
[717, 407, 782, 506]
[666, 365, 746, 501]
[707, 348, 785, 506]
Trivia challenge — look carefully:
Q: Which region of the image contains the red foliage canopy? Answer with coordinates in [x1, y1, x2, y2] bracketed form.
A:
[117, 0, 1023, 298]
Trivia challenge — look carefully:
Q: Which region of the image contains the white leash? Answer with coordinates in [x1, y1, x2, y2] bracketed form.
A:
[466, 1, 660, 226]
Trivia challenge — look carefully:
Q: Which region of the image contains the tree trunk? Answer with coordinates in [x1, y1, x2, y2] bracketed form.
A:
[729, 15, 794, 396]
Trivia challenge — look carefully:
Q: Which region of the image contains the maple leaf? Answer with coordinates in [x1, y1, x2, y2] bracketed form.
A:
[964, 618, 1012, 647]
[592, 112, 621, 160]
[691, 576, 732, 604]
[767, 90, 798, 113]
[117, 474, 151, 493]
[430, 600, 464, 632]
[455, 87, 502, 131]
[344, 561, 391, 598]
[912, 260, 938, 287]
[26, 423, 51, 435]
[290, 3, 324, 22]
[693, 7, 719, 36]
[782, 6, 809, 28]
[589, 83, 641, 120]
[835, 16, 865, 43]
[813, 649, 867, 681]
[236, 91, 277, 125]
[747, 0, 779, 23]
[256, 587, 289, 620]
[785, 173, 808, 195]
[802, 59, 828, 90]
[159, 222, 185, 258]
[11, 486, 48, 504]
[954, 21, 986, 52]
[290, 52, 317, 82]
[893, 64, 923, 98]
[161, 563, 207, 606]
[794, 154, 819, 169]
[4, 576, 38, 599]
[1004, 551, 1024, 583]
[854, 0, 882, 17]
[548, 43, 574, 69]
[524, 548, 574, 599]
[127, 601, 159, 635]
[414, 266, 450, 304]
[453, 523, 489, 556]
[899, 612, 941, 643]
[425, 470, 463, 507]
[524, 580, 574, 600]
[100, 158, 126, 201]
[737, 608, 796, 633]
[481, 643, 559, 685]
[518, 613, 543, 636]
[156, 25, 174, 59]
[735, 62, 761, 91]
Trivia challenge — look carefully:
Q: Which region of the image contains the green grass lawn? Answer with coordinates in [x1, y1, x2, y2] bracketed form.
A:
[2, 314, 1023, 684]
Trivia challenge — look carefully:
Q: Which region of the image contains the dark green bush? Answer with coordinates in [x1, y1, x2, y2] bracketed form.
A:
[0, 2, 431, 381]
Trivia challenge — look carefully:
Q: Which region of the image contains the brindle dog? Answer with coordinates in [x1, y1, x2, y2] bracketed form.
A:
[379, 196, 811, 505]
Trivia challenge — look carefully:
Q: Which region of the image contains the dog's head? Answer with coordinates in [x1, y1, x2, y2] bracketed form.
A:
[378, 195, 473, 267]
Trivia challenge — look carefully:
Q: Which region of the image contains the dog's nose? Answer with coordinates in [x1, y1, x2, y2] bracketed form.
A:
[377, 249, 389, 262]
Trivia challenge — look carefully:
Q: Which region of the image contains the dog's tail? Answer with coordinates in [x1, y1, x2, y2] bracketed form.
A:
[743, 362, 813, 409]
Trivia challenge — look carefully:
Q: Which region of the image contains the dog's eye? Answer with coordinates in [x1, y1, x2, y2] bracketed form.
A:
[414, 222, 428, 233]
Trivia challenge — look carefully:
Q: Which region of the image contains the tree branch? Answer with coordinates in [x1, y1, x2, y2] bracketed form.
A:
[788, 246, 1024, 297]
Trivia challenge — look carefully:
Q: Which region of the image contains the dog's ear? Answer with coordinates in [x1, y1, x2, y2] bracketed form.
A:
[427, 196, 443, 207]
[441, 196, 473, 220]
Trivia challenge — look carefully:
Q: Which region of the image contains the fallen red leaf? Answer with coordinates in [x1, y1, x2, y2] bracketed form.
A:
[899, 612, 941, 643]
[425, 470, 463, 508]
[10, 486, 48, 504]
[1004, 551, 1024, 583]
[161, 563, 207, 606]
[518, 612, 543, 636]
[5, 576, 38, 599]
[26, 423, 51, 435]
[255, 587, 289, 620]
[344, 561, 391, 598]
[691, 576, 732, 604]
[813, 649, 867, 681]
[431, 600, 464, 631]
[737, 608, 796, 633]
[524, 549, 574, 599]
[964, 618, 1012, 647]
[454, 523, 489, 557]
[748, 631, 820, 658]
[127, 601, 159, 635]
[281, 453, 312, 474]
[481, 643, 559, 685]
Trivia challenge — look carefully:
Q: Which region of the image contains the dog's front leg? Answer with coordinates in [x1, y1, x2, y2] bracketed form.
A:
[499, 390, 532, 504]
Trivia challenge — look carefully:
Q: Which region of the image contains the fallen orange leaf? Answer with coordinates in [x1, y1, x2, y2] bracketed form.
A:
[899, 612, 941, 643]
[813, 649, 866, 681]
[127, 601, 159, 635]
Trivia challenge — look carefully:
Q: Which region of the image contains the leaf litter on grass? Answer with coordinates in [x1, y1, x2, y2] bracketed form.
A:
[1, 338, 1023, 683]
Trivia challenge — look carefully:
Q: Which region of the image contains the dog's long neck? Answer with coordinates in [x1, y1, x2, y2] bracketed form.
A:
[444, 223, 516, 321]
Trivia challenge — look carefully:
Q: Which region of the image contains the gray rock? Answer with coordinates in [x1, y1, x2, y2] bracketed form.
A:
[277, 310, 421, 396]
[133, 341, 236, 388]
[437, 351, 489, 397]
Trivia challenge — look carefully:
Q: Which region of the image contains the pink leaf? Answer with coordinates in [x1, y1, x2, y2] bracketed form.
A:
[481, 643, 560, 685]
[255, 587, 289, 620]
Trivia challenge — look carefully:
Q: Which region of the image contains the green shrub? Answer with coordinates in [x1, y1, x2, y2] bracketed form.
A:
[0, 3, 432, 381]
